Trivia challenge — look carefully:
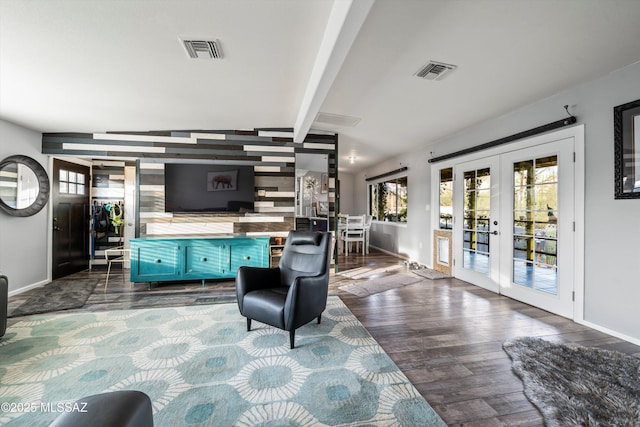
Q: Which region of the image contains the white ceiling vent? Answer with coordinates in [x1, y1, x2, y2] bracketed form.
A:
[314, 112, 361, 127]
[181, 39, 222, 59]
[415, 61, 457, 81]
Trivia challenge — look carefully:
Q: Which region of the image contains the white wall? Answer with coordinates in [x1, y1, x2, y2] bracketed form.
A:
[337, 171, 355, 215]
[357, 61, 640, 342]
[0, 119, 50, 293]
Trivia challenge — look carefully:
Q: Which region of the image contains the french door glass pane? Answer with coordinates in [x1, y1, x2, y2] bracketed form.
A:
[439, 168, 453, 229]
[463, 168, 491, 275]
[512, 156, 558, 294]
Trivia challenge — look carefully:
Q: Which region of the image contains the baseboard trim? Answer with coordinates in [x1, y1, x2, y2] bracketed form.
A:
[8, 279, 49, 297]
[577, 319, 640, 347]
[368, 245, 409, 260]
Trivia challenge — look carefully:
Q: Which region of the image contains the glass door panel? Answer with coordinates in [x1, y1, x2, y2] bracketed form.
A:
[454, 158, 500, 292]
[462, 168, 491, 275]
[511, 155, 558, 294]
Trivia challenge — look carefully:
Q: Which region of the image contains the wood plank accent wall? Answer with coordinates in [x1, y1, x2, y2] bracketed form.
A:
[43, 129, 338, 239]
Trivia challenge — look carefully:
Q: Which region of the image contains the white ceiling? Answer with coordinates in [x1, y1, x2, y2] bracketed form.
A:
[2, 0, 640, 173]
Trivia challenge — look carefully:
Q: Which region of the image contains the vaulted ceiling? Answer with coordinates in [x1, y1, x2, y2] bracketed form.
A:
[2, 0, 640, 172]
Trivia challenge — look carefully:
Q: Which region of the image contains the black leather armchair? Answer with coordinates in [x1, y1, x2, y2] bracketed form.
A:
[236, 231, 332, 349]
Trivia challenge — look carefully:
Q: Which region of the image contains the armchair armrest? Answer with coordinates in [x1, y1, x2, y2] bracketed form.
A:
[284, 274, 329, 330]
[236, 266, 281, 312]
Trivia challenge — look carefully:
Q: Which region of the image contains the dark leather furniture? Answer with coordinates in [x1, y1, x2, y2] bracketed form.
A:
[236, 230, 332, 349]
[0, 275, 7, 338]
[48, 390, 153, 427]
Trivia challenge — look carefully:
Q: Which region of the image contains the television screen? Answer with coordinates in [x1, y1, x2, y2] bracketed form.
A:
[165, 163, 255, 213]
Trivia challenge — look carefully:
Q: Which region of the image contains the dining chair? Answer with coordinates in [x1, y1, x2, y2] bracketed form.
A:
[104, 246, 131, 291]
[342, 215, 365, 256]
[363, 214, 373, 254]
[337, 215, 348, 253]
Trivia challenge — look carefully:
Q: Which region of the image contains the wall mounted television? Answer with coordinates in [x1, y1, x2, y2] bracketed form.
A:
[164, 163, 255, 213]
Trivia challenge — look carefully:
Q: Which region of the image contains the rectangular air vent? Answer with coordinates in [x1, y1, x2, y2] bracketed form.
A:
[314, 112, 361, 127]
[181, 39, 222, 59]
[415, 61, 457, 81]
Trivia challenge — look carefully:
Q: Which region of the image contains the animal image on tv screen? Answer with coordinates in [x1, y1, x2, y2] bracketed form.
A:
[207, 170, 238, 192]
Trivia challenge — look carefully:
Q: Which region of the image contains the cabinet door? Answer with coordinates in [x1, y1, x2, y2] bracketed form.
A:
[230, 240, 269, 271]
[184, 242, 227, 278]
[132, 241, 181, 281]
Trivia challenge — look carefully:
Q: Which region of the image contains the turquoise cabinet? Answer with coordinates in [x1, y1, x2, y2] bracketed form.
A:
[130, 236, 269, 285]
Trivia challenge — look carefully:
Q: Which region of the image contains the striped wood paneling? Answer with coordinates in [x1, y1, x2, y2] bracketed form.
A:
[43, 129, 337, 239]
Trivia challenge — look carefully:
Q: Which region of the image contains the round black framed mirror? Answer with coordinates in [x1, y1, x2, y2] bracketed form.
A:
[0, 155, 50, 217]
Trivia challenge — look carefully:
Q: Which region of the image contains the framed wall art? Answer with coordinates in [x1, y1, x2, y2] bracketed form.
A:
[614, 98, 640, 199]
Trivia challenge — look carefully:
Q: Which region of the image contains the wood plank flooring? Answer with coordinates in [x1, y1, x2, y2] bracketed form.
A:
[7, 251, 640, 426]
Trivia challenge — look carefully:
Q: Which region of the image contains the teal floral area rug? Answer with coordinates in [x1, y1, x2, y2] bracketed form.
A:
[0, 296, 446, 426]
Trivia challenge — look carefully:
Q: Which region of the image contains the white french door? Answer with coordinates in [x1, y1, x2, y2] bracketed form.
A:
[453, 137, 575, 318]
[498, 138, 574, 317]
[453, 157, 501, 293]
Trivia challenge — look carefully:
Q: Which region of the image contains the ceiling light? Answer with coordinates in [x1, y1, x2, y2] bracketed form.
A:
[348, 156, 356, 164]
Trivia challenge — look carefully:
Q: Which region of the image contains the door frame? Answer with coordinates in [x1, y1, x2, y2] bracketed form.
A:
[430, 125, 585, 321]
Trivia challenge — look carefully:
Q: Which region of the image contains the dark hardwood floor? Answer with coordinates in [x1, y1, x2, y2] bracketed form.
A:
[7, 250, 640, 426]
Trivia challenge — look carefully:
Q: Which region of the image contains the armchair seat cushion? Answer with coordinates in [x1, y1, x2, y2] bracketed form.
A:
[242, 287, 289, 329]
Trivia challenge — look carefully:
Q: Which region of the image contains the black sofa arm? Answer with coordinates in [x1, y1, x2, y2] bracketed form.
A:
[0, 275, 7, 338]
[48, 390, 153, 427]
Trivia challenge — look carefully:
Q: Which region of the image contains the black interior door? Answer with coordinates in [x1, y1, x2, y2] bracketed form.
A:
[52, 159, 90, 279]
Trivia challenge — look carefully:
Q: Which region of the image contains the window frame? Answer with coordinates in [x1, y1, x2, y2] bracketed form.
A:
[367, 174, 408, 224]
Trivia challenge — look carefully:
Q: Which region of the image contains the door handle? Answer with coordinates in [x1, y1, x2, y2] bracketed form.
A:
[491, 230, 499, 235]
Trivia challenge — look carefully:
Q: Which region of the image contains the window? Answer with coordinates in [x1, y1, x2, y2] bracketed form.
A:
[59, 169, 85, 195]
[439, 168, 453, 229]
[368, 176, 407, 223]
